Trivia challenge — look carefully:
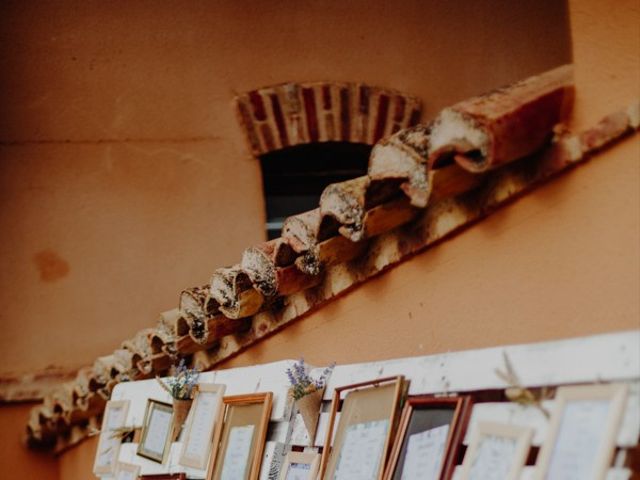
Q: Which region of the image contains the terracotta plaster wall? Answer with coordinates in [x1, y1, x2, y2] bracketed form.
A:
[58, 0, 638, 476]
[0, 0, 579, 478]
[58, 436, 99, 480]
[0, 403, 59, 480]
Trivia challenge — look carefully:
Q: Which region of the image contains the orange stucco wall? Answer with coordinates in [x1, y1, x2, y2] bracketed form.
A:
[0, 0, 636, 478]
[0, 403, 59, 479]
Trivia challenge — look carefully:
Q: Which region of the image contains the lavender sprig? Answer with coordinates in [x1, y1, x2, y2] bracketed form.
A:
[156, 359, 200, 400]
[285, 358, 335, 401]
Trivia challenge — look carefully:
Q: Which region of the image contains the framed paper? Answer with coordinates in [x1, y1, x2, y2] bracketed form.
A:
[385, 395, 472, 480]
[179, 383, 226, 469]
[139, 475, 187, 479]
[114, 461, 141, 480]
[93, 400, 130, 475]
[278, 451, 321, 480]
[535, 383, 628, 480]
[320, 376, 406, 480]
[459, 422, 532, 480]
[208, 392, 273, 480]
[137, 399, 174, 464]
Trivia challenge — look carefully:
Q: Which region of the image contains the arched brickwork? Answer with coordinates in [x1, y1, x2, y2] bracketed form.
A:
[234, 82, 422, 156]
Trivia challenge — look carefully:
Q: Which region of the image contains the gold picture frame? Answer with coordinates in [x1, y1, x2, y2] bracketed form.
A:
[320, 376, 406, 480]
[137, 399, 174, 464]
[278, 451, 321, 480]
[384, 395, 471, 480]
[113, 461, 141, 480]
[208, 392, 273, 480]
[179, 383, 226, 470]
[534, 383, 628, 480]
[459, 422, 532, 480]
[93, 399, 130, 475]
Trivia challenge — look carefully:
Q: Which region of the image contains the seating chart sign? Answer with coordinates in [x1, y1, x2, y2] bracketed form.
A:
[211, 393, 273, 480]
[179, 384, 225, 469]
[401, 424, 450, 480]
[535, 384, 628, 480]
[137, 399, 174, 463]
[284, 462, 312, 480]
[220, 424, 255, 480]
[279, 452, 321, 480]
[144, 406, 173, 456]
[467, 434, 518, 480]
[114, 462, 140, 480]
[334, 419, 389, 480]
[387, 397, 471, 480]
[93, 400, 129, 475]
[545, 400, 611, 480]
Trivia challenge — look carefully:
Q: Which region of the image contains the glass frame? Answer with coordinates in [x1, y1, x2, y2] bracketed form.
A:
[384, 395, 471, 480]
[137, 399, 174, 464]
[207, 392, 273, 480]
[320, 375, 406, 480]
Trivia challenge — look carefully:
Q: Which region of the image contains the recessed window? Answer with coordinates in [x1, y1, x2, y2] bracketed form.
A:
[260, 142, 372, 239]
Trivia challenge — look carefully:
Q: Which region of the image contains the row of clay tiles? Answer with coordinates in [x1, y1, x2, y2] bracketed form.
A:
[26, 64, 640, 452]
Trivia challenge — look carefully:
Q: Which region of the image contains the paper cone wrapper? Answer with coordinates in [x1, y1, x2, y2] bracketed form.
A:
[296, 389, 323, 442]
[172, 399, 192, 441]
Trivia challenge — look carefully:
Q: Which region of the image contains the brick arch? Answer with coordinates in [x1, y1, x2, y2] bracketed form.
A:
[234, 82, 422, 156]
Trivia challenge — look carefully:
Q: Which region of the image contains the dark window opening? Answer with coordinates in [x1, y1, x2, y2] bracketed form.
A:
[260, 142, 372, 239]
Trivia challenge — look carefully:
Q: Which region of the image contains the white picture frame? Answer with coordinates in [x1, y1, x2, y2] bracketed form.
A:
[179, 383, 226, 469]
[535, 383, 628, 480]
[93, 400, 130, 475]
[279, 451, 321, 480]
[459, 422, 532, 480]
[114, 461, 141, 480]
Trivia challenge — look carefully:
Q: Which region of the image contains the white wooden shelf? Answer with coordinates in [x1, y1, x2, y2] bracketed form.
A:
[97, 329, 639, 479]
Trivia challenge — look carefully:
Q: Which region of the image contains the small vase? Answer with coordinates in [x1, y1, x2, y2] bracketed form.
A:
[295, 389, 323, 443]
[171, 398, 192, 441]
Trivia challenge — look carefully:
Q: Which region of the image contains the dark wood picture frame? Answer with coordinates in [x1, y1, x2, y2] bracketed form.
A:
[384, 395, 472, 480]
[320, 375, 406, 480]
[207, 392, 273, 480]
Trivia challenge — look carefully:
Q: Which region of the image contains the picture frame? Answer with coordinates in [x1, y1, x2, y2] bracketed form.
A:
[93, 399, 130, 476]
[208, 392, 273, 480]
[384, 395, 472, 480]
[320, 376, 406, 480]
[179, 383, 226, 469]
[138, 475, 187, 480]
[113, 461, 141, 480]
[137, 399, 175, 464]
[458, 422, 532, 480]
[534, 383, 628, 480]
[278, 451, 321, 480]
